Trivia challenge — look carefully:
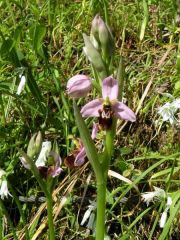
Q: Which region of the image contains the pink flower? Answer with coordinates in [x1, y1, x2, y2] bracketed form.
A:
[67, 74, 92, 98]
[81, 76, 136, 123]
[47, 151, 62, 178]
[65, 123, 98, 167]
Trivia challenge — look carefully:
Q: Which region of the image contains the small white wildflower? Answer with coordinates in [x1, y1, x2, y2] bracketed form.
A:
[81, 200, 96, 226]
[159, 196, 172, 228]
[17, 75, 26, 95]
[86, 211, 95, 229]
[158, 98, 180, 126]
[158, 102, 175, 124]
[141, 186, 166, 206]
[171, 98, 180, 109]
[166, 196, 172, 208]
[160, 211, 167, 228]
[0, 169, 11, 200]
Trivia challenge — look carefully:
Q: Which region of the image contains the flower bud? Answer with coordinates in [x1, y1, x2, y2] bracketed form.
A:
[83, 34, 107, 79]
[35, 131, 42, 155]
[27, 133, 38, 158]
[27, 131, 42, 159]
[67, 74, 92, 98]
[91, 15, 114, 58]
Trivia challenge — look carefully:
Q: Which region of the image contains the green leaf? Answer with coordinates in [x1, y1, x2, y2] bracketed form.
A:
[73, 101, 103, 182]
[30, 24, 46, 54]
[13, 26, 22, 48]
[139, 0, 148, 41]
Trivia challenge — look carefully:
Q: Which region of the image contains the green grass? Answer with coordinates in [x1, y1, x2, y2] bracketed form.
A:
[0, 0, 179, 239]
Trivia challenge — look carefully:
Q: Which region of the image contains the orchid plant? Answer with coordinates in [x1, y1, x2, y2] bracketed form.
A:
[66, 15, 136, 239]
[18, 132, 62, 240]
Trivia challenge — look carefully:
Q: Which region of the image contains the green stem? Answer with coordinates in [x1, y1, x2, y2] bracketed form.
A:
[18, 149, 55, 240]
[105, 119, 117, 160]
[96, 180, 107, 240]
[95, 122, 116, 239]
[46, 195, 55, 240]
[0, 95, 6, 126]
[18, 149, 48, 196]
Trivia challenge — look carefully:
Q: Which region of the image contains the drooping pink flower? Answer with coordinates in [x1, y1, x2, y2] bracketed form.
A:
[65, 123, 98, 167]
[81, 76, 136, 123]
[47, 151, 62, 178]
[67, 74, 92, 98]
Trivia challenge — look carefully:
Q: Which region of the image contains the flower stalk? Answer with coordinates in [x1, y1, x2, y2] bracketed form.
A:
[18, 148, 55, 240]
[69, 15, 136, 240]
[96, 181, 107, 239]
[73, 101, 107, 239]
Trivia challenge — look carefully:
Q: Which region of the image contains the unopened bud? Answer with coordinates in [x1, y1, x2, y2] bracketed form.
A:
[91, 15, 100, 43]
[35, 131, 42, 155]
[67, 75, 91, 98]
[27, 131, 42, 159]
[83, 33, 107, 79]
[27, 133, 37, 158]
[91, 15, 114, 58]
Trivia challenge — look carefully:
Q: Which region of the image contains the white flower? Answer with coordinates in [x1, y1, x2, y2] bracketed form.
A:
[166, 196, 172, 208]
[35, 141, 52, 167]
[158, 98, 180, 126]
[159, 196, 172, 228]
[160, 211, 167, 228]
[142, 186, 173, 229]
[141, 186, 166, 206]
[171, 98, 180, 109]
[81, 200, 96, 228]
[0, 169, 11, 200]
[17, 75, 26, 95]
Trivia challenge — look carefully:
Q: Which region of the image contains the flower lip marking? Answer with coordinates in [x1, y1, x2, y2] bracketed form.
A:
[65, 123, 98, 167]
[98, 97, 114, 130]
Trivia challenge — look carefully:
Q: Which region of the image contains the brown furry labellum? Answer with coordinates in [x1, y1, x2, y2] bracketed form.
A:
[98, 103, 114, 130]
[64, 149, 80, 168]
[38, 166, 49, 178]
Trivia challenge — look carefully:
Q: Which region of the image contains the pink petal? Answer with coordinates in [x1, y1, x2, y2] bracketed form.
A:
[112, 102, 136, 122]
[50, 167, 62, 178]
[74, 147, 86, 166]
[91, 122, 99, 140]
[49, 151, 62, 167]
[102, 76, 118, 101]
[81, 99, 103, 117]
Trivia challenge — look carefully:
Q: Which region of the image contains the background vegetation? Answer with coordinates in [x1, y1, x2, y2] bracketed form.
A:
[0, 0, 179, 239]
